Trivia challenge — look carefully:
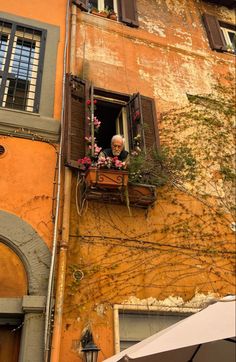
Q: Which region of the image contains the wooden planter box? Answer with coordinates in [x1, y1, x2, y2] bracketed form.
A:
[92, 10, 108, 18]
[128, 183, 157, 208]
[85, 167, 128, 188]
[109, 14, 117, 20]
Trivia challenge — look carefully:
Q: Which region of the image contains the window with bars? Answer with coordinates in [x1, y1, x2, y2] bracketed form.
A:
[0, 20, 46, 113]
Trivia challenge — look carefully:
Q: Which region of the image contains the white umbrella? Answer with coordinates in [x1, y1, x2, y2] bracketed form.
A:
[104, 298, 236, 362]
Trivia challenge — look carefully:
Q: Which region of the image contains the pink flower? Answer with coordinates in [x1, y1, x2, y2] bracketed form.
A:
[94, 116, 101, 129]
[114, 159, 123, 168]
[86, 100, 91, 105]
[77, 156, 92, 170]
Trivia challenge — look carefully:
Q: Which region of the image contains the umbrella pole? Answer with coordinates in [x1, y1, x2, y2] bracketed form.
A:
[188, 344, 202, 362]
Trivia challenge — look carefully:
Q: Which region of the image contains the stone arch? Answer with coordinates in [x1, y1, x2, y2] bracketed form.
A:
[0, 210, 51, 296]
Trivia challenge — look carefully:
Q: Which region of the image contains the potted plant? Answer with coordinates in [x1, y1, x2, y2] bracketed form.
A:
[78, 154, 128, 188]
[90, 6, 109, 18]
[108, 10, 117, 21]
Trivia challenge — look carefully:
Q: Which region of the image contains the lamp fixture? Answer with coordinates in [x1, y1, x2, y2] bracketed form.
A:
[82, 340, 100, 362]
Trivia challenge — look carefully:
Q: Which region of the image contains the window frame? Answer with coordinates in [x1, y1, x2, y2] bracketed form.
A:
[220, 25, 236, 52]
[0, 12, 60, 142]
[0, 18, 46, 113]
[113, 304, 192, 353]
[88, 0, 118, 13]
[64, 74, 159, 169]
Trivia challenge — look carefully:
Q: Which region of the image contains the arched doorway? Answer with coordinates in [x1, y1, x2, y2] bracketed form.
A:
[0, 242, 27, 362]
[0, 210, 51, 362]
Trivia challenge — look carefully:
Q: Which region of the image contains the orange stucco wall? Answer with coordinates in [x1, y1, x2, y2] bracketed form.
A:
[59, 1, 235, 361]
[0, 136, 57, 247]
[0, 243, 27, 297]
[1, 0, 67, 120]
[0, 0, 67, 248]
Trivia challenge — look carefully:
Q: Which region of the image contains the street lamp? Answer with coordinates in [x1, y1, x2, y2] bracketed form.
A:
[82, 341, 100, 362]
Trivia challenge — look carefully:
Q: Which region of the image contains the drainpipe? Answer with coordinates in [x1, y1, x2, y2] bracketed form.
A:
[50, 2, 77, 361]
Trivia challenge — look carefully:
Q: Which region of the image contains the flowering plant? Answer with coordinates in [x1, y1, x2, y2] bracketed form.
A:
[78, 98, 127, 172]
[97, 156, 126, 170]
[77, 156, 92, 171]
[84, 136, 102, 155]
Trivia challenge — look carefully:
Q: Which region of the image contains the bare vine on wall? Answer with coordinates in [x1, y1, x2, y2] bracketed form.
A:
[64, 75, 236, 320]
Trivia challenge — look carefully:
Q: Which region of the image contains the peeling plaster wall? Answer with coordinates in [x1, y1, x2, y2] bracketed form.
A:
[61, 1, 236, 361]
[75, 1, 235, 111]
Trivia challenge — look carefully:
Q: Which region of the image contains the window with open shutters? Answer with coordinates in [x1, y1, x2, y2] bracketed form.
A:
[64, 74, 159, 169]
[202, 14, 236, 54]
[72, 0, 139, 27]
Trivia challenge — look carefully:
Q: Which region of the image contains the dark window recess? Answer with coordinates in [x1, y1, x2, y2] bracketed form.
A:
[202, 1, 236, 9]
[72, 0, 89, 11]
[202, 14, 227, 51]
[64, 74, 159, 170]
[0, 19, 46, 113]
[72, 0, 139, 27]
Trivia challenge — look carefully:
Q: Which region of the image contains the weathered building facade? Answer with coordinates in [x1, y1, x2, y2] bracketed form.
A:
[0, 0, 235, 362]
[57, 0, 236, 361]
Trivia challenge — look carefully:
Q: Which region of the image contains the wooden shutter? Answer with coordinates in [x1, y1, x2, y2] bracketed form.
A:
[72, 0, 89, 11]
[64, 74, 89, 169]
[128, 93, 145, 152]
[127, 94, 159, 152]
[119, 0, 139, 27]
[202, 14, 226, 51]
[140, 96, 159, 151]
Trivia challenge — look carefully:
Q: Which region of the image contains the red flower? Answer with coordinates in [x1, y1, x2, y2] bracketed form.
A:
[86, 100, 91, 105]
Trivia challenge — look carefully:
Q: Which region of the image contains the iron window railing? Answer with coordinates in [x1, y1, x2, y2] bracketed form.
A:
[0, 19, 46, 113]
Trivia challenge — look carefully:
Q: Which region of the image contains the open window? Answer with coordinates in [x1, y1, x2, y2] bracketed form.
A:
[73, 0, 139, 27]
[64, 74, 159, 169]
[202, 14, 236, 54]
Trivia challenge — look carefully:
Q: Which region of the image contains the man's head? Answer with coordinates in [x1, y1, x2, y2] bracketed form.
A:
[111, 135, 124, 156]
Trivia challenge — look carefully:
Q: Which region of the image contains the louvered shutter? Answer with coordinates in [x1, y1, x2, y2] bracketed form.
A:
[64, 74, 89, 169]
[72, 0, 89, 11]
[140, 96, 159, 151]
[202, 14, 226, 51]
[119, 0, 139, 27]
[127, 94, 159, 153]
[128, 93, 145, 152]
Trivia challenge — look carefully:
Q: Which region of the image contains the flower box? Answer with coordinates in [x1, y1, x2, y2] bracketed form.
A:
[128, 183, 157, 208]
[85, 167, 128, 188]
[91, 10, 108, 18]
[109, 14, 117, 20]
